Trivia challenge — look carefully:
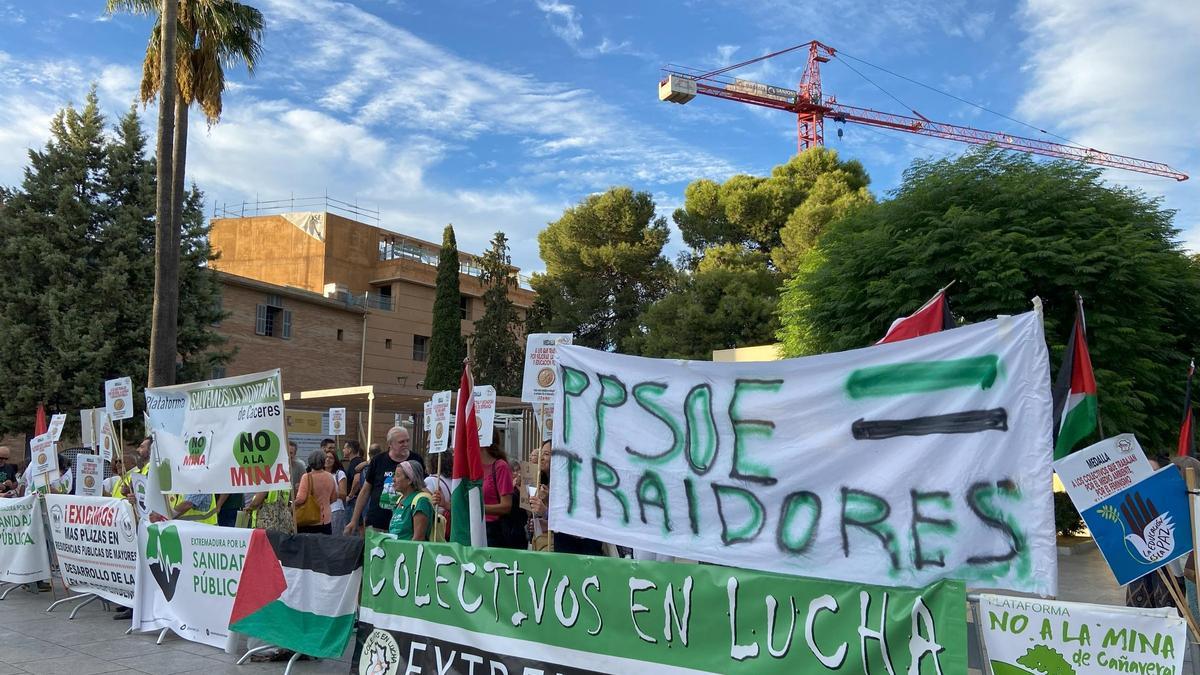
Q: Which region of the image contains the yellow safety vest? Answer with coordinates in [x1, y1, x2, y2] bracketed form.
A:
[250, 489, 291, 528]
[169, 493, 218, 525]
[111, 464, 149, 500]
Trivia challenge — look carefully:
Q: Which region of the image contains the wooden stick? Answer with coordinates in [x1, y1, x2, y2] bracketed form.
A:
[1157, 568, 1200, 641]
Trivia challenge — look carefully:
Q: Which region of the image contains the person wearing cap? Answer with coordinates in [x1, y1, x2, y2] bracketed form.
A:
[388, 459, 432, 541]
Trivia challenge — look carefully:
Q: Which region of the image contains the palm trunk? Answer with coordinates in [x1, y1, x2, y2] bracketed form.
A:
[149, 0, 179, 388]
[168, 95, 189, 357]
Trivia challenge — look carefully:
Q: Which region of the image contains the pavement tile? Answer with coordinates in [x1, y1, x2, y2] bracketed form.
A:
[0, 639, 74, 664]
[111, 650, 223, 675]
[73, 638, 162, 661]
[16, 654, 127, 675]
[0, 663, 30, 675]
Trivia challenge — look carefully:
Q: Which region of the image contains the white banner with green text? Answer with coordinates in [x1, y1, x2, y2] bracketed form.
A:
[551, 311, 1057, 595]
[0, 495, 51, 583]
[145, 369, 289, 494]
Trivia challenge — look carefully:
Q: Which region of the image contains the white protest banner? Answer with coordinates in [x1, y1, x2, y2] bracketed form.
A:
[329, 407, 346, 435]
[473, 385, 496, 447]
[145, 369, 289, 494]
[105, 376, 134, 421]
[521, 333, 572, 403]
[551, 311, 1057, 595]
[81, 408, 98, 449]
[44, 494, 138, 605]
[97, 410, 118, 462]
[74, 454, 103, 496]
[0, 495, 52, 583]
[134, 520, 252, 649]
[1054, 433, 1155, 509]
[429, 391, 451, 454]
[979, 594, 1185, 674]
[47, 413, 66, 442]
[29, 433, 57, 478]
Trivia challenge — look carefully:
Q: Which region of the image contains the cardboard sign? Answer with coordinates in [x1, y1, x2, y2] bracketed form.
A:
[473, 385, 496, 447]
[47, 413, 66, 442]
[29, 433, 57, 478]
[329, 407, 346, 435]
[74, 454, 104, 496]
[1054, 433, 1155, 508]
[105, 376, 134, 421]
[521, 333, 572, 403]
[429, 391, 452, 454]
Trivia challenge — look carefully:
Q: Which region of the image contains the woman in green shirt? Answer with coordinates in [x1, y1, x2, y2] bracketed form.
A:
[388, 460, 432, 541]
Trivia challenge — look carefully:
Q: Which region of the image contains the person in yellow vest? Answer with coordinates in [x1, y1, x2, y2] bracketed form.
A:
[112, 438, 152, 502]
[169, 493, 218, 524]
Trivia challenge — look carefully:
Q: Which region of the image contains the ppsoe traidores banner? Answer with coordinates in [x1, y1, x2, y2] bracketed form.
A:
[355, 533, 966, 675]
[133, 520, 252, 649]
[0, 495, 51, 583]
[44, 494, 138, 604]
[145, 369, 290, 494]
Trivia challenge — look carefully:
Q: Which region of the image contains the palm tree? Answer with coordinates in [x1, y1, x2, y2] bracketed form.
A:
[108, 0, 264, 386]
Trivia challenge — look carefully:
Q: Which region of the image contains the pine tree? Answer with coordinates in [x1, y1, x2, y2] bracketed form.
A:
[424, 224, 465, 391]
[0, 95, 228, 434]
[471, 232, 523, 396]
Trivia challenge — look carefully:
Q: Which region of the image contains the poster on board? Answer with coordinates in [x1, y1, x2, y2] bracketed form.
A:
[105, 376, 134, 421]
[429, 391, 451, 454]
[521, 333, 572, 403]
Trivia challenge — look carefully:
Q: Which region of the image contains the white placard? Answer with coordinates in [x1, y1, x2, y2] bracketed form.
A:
[533, 402, 554, 442]
[29, 432, 57, 478]
[550, 311, 1058, 595]
[47, 413, 66, 442]
[97, 411, 118, 463]
[521, 333, 572, 403]
[74, 454, 104, 496]
[145, 369, 290, 494]
[329, 407, 346, 436]
[979, 594, 1185, 675]
[423, 401, 431, 431]
[0, 495, 52, 583]
[45, 494, 139, 605]
[105, 376, 134, 421]
[81, 408, 97, 449]
[473, 385, 497, 447]
[1052, 433, 1155, 509]
[429, 391, 452, 454]
[134, 521, 252, 648]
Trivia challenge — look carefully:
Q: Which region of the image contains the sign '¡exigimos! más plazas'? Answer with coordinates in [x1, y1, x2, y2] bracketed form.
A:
[550, 311, 1057, 595]
[355, 535, 967, 674]
[145, 369, 289, 494]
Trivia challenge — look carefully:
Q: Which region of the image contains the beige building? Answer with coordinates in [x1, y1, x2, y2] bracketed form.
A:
[209, 208, 536, 447]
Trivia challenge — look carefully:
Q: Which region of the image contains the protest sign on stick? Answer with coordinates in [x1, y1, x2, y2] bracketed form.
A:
[105, 376, 133, 421]
[74, 455, 103, 496]
[473, 385, 496, 447]
[428, 391, 451, 454]
[145, 369, 290, 494]
[47, 413, 66, 442]
[551, 311, 1058, 595]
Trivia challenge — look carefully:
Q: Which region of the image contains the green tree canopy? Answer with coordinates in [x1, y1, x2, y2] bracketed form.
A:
[634, 245, 781, 359]
[672, 147, 871, 271]
[778, 147, 1200, 450]
[530, 187, 672, 353]
[471, 231, 524, 396]
[424, 224, 465, 391]
[0, 94, 226, 434]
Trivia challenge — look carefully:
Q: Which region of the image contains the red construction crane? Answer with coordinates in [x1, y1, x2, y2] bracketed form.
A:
[660, 41, 1188, 181]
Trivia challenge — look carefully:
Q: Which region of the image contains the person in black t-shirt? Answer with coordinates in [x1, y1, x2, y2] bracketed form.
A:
[344, 427, 424, 534]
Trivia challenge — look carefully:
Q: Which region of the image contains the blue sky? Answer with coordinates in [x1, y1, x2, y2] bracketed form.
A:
[0, 0, 1195, 273]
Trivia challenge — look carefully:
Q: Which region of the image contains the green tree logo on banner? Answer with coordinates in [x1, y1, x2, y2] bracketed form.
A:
[146, 524, 183, 601]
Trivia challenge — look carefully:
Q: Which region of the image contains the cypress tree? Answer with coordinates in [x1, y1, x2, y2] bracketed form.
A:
[471, 232, 523, 396]
[424, 224, 465, 391]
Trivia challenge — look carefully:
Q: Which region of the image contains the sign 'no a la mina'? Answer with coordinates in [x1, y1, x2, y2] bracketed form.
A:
[550, 311, 1058, 595]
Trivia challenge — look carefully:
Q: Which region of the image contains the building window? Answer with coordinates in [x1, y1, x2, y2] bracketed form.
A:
[337, 329, 344, 341]
[460, 295, 470, 320]
[211, 365, 227, 380]
[255, 296, 292, 339]
[385, 338, 393, 349]
[413, 335, 429, 361]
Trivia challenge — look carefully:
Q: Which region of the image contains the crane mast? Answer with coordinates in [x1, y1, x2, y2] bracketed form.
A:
[659, 40, 1187, 181]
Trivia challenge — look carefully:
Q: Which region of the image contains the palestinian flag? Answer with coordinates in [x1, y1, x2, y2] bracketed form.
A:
[877, 286, 956, 344]
[228, 530, 363, 659]
[1051, 296, 1098, 459]
[1178, 360, 1195, 457]
[451, 362, 486, 547]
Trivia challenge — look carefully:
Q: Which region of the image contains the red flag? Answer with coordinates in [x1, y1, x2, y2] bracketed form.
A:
[450, 361, 485, 546]
[35, 403, 47, 435]
[1178, 360, 1195, 457]
[877, 288, 956, 344]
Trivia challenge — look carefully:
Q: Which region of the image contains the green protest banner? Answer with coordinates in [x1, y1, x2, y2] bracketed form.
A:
[356, 532, 966, 674]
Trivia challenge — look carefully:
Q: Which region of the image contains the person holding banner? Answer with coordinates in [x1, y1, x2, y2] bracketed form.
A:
[112, 438, 151, 503]
[529, 440, 604, 556]
[388, 459, 433, 541]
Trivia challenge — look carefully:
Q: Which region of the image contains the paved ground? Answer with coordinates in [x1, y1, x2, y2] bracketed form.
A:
[0, 547, 1157, 675]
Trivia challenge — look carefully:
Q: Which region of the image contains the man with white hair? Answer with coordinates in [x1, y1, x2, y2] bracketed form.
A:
[344, 426, 424, 534]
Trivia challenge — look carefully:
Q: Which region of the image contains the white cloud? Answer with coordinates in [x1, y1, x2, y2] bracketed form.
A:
[1017, 0, 1200, 247]
[535, 0, 583, 45]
